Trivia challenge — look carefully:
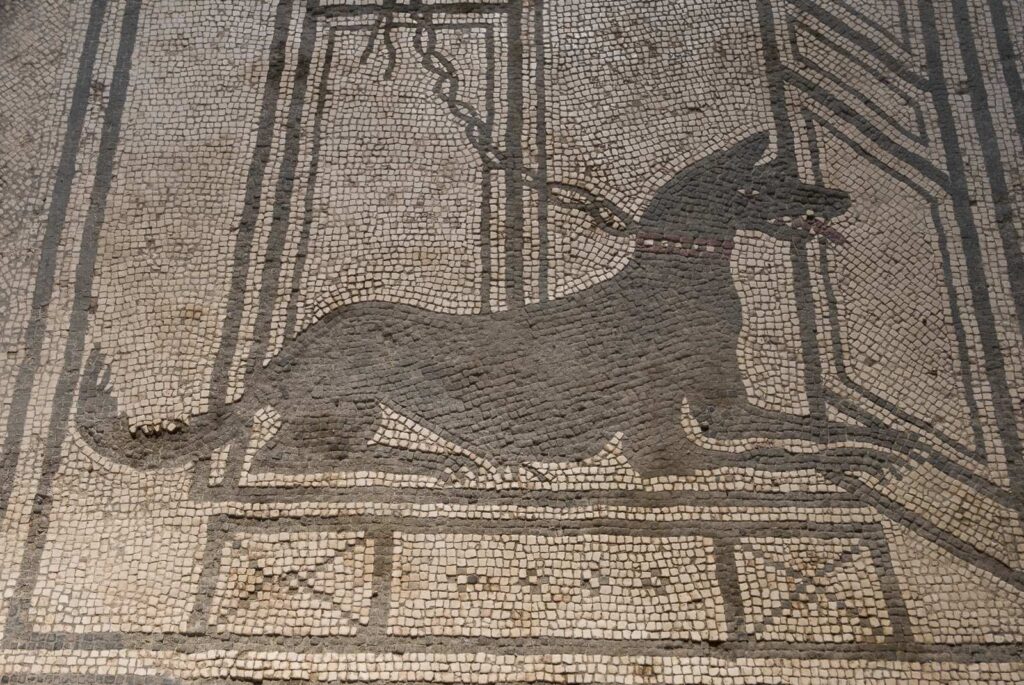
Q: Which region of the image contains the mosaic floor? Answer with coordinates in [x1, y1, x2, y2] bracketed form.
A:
[1, 0, 1024, 682]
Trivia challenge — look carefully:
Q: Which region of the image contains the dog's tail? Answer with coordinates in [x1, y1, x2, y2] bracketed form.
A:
[75, 349, 249, 469]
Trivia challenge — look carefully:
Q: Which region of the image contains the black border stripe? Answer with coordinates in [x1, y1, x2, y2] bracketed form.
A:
[3, 0, 141, 643]
[918, 0, 1024, 508]
[0, 0, 109, 516]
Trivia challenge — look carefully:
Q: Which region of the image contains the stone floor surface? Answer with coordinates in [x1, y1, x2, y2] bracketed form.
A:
[1, 0, 1024, 682]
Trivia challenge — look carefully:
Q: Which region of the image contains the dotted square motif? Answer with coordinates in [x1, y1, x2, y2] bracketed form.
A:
[209, 531, 374, 636]
[735, 536, 891, 643]
[388, 532, 726, 640]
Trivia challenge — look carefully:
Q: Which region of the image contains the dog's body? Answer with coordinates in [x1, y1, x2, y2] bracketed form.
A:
[78, 135, 911, 478]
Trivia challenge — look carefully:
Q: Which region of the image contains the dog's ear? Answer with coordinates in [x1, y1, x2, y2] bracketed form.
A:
[671, 133, 772, 188]
[681, 133, 771, 181]
[730, 132, 771, 166]
[642, 132, 775, 226]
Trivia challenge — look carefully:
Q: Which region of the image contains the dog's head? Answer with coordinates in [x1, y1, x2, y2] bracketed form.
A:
[641, 133, 850, 242]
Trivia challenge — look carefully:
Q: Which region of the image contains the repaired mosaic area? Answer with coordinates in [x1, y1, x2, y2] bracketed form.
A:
[1, 0, 1023, 682]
